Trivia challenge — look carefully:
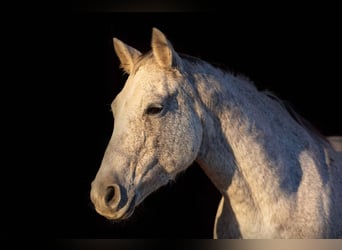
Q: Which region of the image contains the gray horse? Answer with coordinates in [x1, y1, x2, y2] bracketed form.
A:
[90, 28, 342, 238]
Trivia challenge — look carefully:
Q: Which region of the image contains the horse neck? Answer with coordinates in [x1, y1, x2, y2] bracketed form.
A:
[191, 63, 322, 207]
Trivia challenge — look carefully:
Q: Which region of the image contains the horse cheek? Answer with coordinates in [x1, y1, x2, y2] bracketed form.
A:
[175, 114, 202, 169]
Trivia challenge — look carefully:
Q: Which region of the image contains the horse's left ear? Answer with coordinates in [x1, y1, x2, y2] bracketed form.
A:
[151, 27, 182, 70]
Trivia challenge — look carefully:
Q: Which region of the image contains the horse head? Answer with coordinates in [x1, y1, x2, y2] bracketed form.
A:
[90, 28, 203, 220]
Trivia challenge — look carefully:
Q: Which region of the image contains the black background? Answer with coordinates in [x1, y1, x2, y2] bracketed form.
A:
[10, 3, 341, 240]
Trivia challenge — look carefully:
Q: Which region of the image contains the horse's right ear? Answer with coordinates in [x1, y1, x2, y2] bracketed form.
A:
[113, 38, 142, 74]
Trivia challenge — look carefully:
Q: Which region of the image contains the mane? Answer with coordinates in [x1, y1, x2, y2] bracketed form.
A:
[181, 54, 328, 143]
[261, 90, 328, 143]
[133, 51, 328, 143]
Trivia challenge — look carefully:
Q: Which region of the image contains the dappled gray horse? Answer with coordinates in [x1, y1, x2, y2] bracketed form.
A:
[90, 28, 342, 238]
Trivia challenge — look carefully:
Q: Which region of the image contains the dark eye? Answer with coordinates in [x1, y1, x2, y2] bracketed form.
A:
[146, 104, 163, 115]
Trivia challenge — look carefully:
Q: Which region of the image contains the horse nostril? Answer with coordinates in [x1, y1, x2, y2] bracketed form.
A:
[102, 184, 128, 210]
[105, 186, 115, 204]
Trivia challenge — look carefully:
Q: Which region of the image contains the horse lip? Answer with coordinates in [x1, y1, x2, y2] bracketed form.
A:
[121, 195, 136, 219]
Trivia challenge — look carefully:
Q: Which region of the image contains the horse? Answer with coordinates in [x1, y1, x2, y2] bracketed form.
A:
[90, 27, 342, 238]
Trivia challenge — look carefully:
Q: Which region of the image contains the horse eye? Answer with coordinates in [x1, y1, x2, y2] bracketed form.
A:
[146, 105, 163, 115]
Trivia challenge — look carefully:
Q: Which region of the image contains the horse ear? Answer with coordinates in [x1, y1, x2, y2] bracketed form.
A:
[113, 38, 142, 74]
[151, 27, 182, 69]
